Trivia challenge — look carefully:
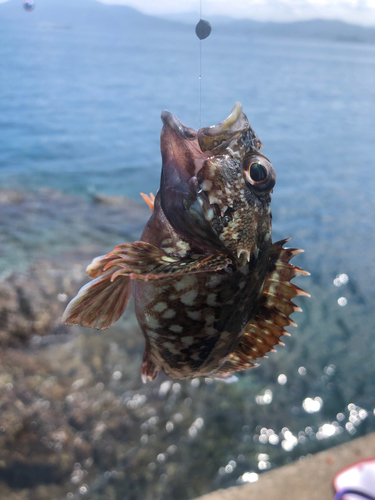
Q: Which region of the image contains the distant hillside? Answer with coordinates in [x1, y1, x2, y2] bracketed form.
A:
[1, 0, 374, 44]
[0, 0, 187, 33]
[161, 13, 234, 26]
[220, 18, 375, 44]
[162, 12, 375, 44]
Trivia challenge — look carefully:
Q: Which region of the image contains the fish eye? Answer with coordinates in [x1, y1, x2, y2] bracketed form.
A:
[249, 162, 268, 183]
[243, 155, 276, 194]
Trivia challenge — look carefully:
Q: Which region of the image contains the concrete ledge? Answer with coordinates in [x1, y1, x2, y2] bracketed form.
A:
[194, 433, 375, 500]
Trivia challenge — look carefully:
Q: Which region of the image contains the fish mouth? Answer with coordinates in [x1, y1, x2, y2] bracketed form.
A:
[160, 103, 252, 176]
[161, 103, 245, 142]
[160, 111, 206, 177]
[197, 102, 250, 153]
[159, 110, 226, 254]
[161, 102, 262, 182]
[161, 110, 197, 141]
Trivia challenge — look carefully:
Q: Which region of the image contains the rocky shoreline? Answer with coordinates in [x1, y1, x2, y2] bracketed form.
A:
[0, 189, 155, 499]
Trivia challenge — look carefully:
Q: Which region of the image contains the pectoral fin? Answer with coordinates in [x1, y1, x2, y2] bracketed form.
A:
[63, 272, 132, 330]
[102, 241, 231, 280]
[64, 241, 231, 330]
[86, 253, 113, 278]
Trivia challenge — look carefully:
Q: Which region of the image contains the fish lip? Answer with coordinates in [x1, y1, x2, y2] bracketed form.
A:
[161, 110, 197, 140]
[197, 102, 251, 153]
[160, 110, 206, 175]
[202, 102, 243, 136]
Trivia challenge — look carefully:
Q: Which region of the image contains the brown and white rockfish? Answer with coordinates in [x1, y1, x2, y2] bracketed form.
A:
[63, 103, 309, 382]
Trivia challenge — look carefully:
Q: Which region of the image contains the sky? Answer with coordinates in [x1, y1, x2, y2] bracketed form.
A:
[1, 0, 374, 25]
[97, 0, 375, 26]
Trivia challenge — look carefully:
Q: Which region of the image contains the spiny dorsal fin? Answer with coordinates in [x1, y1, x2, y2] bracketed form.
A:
[214, 239, 309, 375]
[140, 192, 155, 212]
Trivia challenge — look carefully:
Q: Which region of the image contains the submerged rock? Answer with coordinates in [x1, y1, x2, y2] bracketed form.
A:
[0, 259, 86, 347]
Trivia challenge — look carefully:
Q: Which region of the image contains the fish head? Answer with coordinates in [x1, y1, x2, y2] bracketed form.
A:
[159, 103, 276, 264]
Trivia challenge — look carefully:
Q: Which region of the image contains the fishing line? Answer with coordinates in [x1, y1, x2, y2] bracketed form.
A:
[195, 1, 211, 128]
[199, 34, 202, 128]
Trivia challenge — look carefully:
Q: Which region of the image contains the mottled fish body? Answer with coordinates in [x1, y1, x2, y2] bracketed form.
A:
[63, 103, 309, 382]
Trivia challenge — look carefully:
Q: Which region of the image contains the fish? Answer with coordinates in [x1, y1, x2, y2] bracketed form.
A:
[63, 102, 309, 382]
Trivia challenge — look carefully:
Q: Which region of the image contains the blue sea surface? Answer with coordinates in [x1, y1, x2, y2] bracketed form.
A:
[1, 1, 375, 498]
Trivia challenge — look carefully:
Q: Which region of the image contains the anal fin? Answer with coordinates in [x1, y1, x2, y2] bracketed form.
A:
[141, 345, 159, 383]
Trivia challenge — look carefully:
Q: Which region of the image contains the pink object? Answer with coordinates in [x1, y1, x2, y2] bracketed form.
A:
[334, 458, 375, 500]
[23, 1, 35, 11]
